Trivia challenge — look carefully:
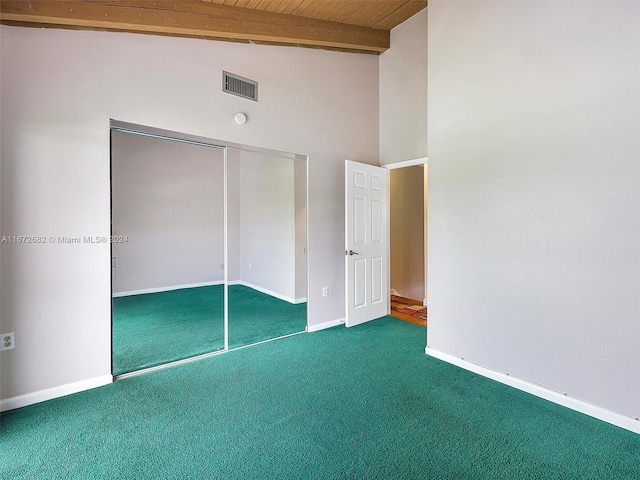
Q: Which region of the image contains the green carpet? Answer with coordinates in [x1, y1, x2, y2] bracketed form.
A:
[228, 284, 307, 349]
[3, 317, 639, 479]
[112, 284, 307, 375]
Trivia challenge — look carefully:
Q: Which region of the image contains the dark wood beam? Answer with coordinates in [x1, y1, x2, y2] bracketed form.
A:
[0, 0, 390, 54]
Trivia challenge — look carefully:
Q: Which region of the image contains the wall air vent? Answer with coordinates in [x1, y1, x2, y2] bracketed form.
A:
[223, 71, 258, 102]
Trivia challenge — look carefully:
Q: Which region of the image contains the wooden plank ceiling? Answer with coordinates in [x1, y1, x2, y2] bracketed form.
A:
[0, 0, 427, 54]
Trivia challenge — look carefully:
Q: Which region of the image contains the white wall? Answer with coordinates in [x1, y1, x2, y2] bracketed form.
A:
[0, 49, 3, 405]
[427, 0, 640, 426]
[0, 26, 378, 401]
[235, 150, 297, 301]
[390, 165, 425, 301]
[111, 131, 225, 294]
[380, 9, 429, 306]
[379, 8, 428, 165]
[227, 148, 242, 283]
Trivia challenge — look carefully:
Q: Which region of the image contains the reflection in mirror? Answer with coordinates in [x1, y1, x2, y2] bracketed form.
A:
[226, 147, 307, 348]
[111, 131, 225, 375]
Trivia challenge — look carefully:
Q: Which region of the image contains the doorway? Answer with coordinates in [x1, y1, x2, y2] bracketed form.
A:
[110, 121, 308, 377]
[386, 160, 427, 326]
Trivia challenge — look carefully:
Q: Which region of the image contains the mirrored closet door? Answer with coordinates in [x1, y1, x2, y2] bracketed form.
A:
[110, 123, 307, 376]
[226, 147, 307, 349]
[111, 130, 225, 375]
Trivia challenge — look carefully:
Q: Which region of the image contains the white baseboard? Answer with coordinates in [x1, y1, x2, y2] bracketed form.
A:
[113, 281, 307, 304]
[113, 281, 223, 297]
[229, 281, 305, 304]
[1, 374, 113, 412]
[425, 347, 640, 435]
[308, 318, 345, 332]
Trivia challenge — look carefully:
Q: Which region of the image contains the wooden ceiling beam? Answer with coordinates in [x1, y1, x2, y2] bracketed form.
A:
[0, 0, 390, 54]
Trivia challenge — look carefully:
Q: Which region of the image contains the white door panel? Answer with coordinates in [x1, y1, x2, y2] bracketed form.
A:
[345, 160, 389, 327]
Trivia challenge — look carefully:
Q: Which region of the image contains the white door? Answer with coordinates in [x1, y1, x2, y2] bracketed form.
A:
[345, 160, 389, 327]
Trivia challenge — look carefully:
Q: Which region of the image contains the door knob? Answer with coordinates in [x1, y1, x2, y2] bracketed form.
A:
[346, 250, 360, 256]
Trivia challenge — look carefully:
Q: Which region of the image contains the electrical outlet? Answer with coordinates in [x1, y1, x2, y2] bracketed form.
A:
[219, 264, 224, 270]
[112, 257, 118, 267]
[322, 287, 329, 297]
[1, 332, 15, 351]
[249, 263, 252, 270]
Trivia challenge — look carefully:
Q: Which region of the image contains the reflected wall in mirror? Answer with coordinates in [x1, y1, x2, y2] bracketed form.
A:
[226, 148, 308, 348]
[111, 131, 225, 375]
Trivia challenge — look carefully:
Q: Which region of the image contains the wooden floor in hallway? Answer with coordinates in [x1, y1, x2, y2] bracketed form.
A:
[390, 295, 427, 327]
